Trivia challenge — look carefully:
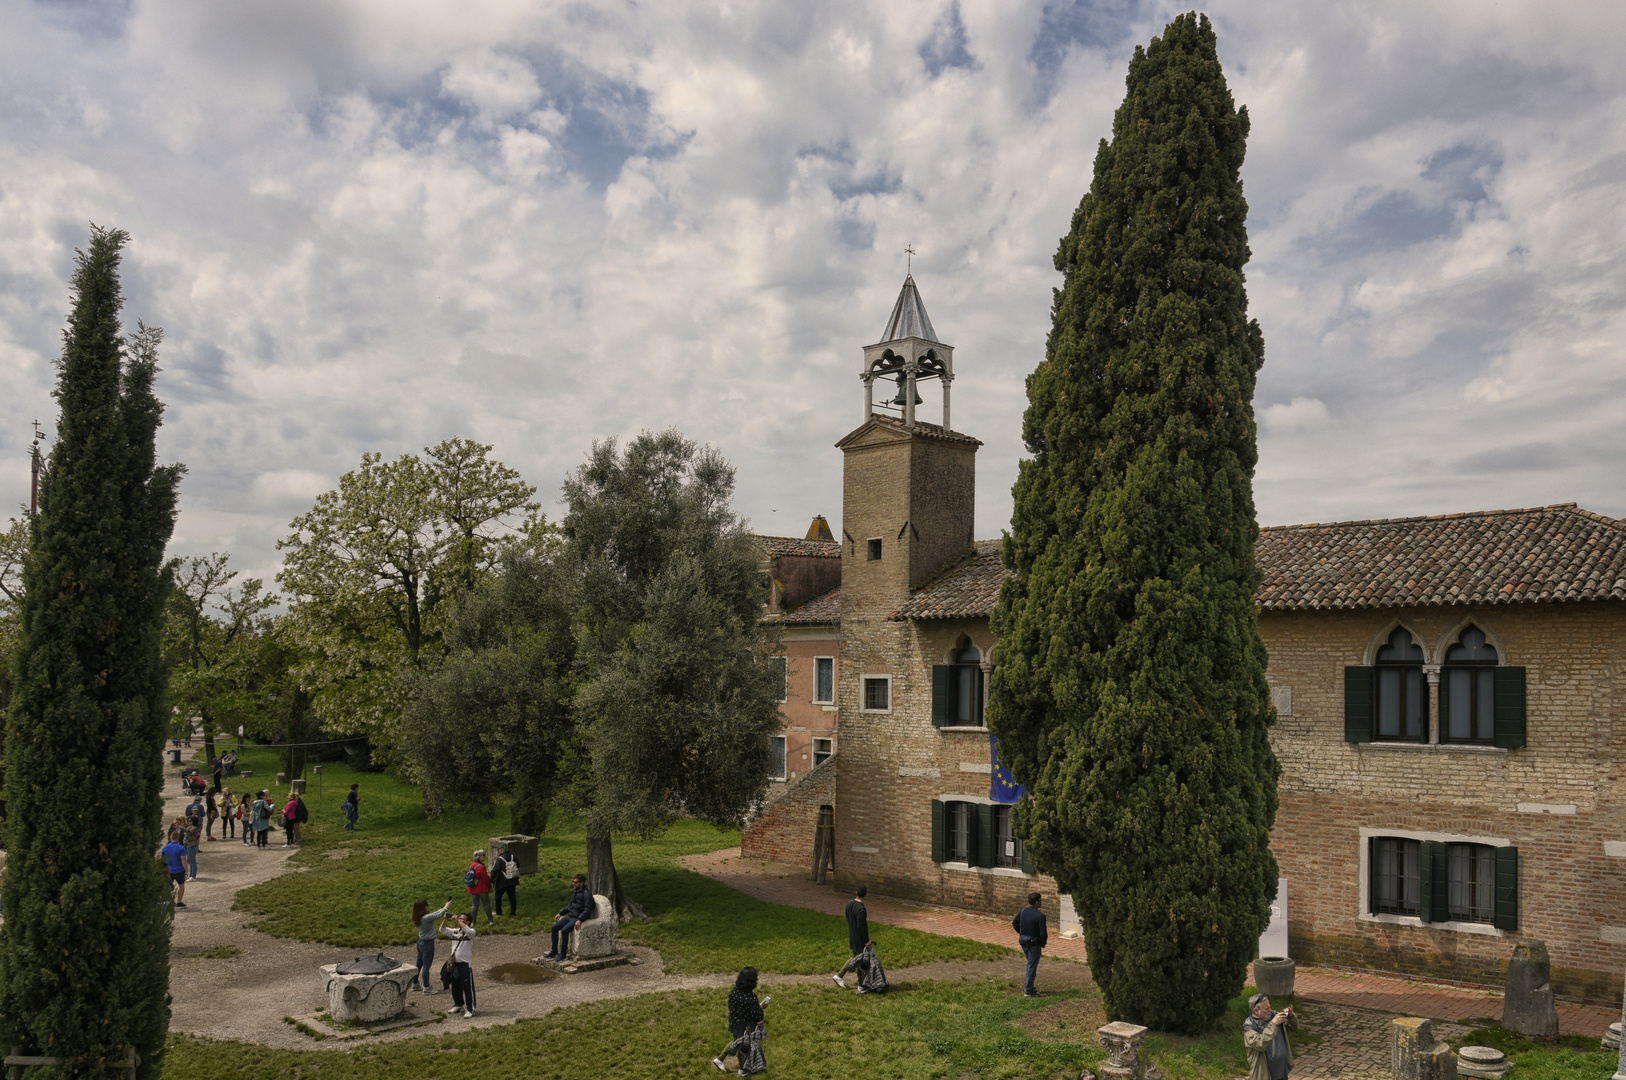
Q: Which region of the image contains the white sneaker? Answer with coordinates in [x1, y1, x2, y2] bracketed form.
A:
[831, 974, 845, 988]
[712, 1058, 726, 1072]
[463, 1010, 474, 1019]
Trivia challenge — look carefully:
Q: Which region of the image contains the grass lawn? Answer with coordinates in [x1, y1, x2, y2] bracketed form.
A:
[163, 978, 1101, 1080]
[1451, 1026, 1619, 1080]
[217, 747, 1009, 972]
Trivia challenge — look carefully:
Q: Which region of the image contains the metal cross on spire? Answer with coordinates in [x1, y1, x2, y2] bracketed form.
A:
[905, 244, 916, 272]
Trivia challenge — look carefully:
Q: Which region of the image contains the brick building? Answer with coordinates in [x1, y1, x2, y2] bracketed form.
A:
[757, 523, 841, 791]
[742, 274, 1626, 999]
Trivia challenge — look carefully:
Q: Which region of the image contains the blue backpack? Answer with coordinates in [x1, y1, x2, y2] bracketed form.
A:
[464, 867, 479, 887]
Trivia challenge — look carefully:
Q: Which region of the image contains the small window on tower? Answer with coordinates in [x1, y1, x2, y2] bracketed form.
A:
[867, 538, 883, 561]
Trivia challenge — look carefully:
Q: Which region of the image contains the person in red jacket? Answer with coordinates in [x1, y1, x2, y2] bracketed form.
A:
[466, 849, 494, 925]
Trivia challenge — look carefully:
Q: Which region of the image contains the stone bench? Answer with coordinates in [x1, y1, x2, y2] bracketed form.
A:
[568, 893, 618, 960]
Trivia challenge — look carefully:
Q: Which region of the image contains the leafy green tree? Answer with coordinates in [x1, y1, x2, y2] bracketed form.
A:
[989, 14, 1279, 1033]
[163, 553, 277, 762]
[0, 226, 182, 1076]
[276, 438, 537, 754]
[401, 431, 782, 919]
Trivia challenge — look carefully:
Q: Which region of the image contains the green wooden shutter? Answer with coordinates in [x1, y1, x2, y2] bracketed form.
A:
[1367, 837, 1378, 915]
[1344, 667, 1375, 743]
[1419, 841, 1447, 922]
[975, 804, 994, 869]
[1020, 839, 1035, 876]
[1493, 667, 1527, 748]
[1494, 846, 1519, 930]
[931, 666, 952, 727]
[931, 799, 945, 863]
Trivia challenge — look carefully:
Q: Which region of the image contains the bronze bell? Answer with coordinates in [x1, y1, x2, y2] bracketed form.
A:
[890, 373, 922, 407]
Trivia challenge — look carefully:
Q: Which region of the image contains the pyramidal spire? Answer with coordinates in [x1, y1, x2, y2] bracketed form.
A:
[880, 274, 941, 345]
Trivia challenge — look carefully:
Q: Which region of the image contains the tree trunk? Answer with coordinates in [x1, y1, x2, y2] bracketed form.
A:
[586, 824, 645, 921]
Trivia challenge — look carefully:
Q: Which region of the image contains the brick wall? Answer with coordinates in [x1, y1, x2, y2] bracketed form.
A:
[1262, 602, 1626, 1002]
[767, 628, 840, 793]
[742, 752, 836, 864]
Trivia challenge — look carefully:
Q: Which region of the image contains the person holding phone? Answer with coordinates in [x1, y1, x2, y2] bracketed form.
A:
[410, 897, 452, 994]
[712, 967, 769, 1075]
[1243, 993, 1298, 1080]
[438, 911, 478, 1018]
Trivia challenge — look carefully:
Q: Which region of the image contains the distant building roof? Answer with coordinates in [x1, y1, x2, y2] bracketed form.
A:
[891, 540, 1006, 621]
[757, 535, 841, 559]
[779, 586, 842, 626]
[1255, 504, 1626, 610]
[836, 414, 982, 449]
[765, 504, 1626, 627]
[877, 274, 941, 344]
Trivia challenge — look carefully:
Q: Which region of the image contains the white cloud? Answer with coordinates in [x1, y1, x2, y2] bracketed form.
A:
[1261, 397, 1332, 435]
[1, 0, 1624, 577]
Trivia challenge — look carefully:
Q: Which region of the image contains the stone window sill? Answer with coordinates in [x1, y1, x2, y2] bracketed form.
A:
[938, 725, 990, 734]
[1359, 742, 1509, 754]
[1359, 912, 1505, 937]
[941, 861, 1029, 878]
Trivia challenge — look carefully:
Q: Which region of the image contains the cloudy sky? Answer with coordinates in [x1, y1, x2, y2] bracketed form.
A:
[2, 0, 1623, 588]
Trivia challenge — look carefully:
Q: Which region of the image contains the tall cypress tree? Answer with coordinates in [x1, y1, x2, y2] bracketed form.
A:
[989, 14, 1279, 1032]
[1, 227, 182, 1077]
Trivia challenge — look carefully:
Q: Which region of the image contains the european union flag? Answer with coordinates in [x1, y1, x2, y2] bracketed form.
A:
[990, 734, 1023, 803]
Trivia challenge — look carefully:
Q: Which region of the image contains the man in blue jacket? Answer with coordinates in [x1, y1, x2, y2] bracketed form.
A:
[1012, 891, 1048, 997]
[542, 874, 594, 961]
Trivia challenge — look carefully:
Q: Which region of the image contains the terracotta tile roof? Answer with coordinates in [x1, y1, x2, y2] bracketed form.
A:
[891, 540, 1007, 621]
[778, 586, 842, 626]
[756, 535, 841, 559]
[1256, 504, 1626, 610]
[837, 415, 984, 448]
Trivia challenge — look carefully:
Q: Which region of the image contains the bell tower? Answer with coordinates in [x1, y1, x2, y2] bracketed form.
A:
[860, 274, 955, 429]
[837, 274, 980, 618]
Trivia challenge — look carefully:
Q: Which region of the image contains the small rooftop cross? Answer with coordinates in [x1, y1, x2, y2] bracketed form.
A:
[904, 244, 916, 272]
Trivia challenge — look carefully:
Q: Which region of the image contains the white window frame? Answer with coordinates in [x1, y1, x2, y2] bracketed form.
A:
[769, 735, 787, 781]
[861, 675, 893, 713]
[1356, 826, 1510, 937]
[768, 656, 788, 703]
[812, 655, 836, 704]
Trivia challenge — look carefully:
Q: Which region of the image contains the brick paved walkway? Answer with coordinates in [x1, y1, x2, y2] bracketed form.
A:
[680, 847, 1090, 960]
[1292, 1001, 1474, 1080]
[684, 847, 1618, 1039]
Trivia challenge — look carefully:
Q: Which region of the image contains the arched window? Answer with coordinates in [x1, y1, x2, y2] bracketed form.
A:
[931, 641, 985, 728]
[1375, 628, 1427, 742]
[1442, 625, 1497, 744]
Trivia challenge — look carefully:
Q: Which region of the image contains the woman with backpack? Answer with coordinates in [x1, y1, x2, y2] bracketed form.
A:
[465, 850, 494, 926]
[281, 792, 299, 847]
[492, 843, 520, 916]
[250, 790, 272, 849]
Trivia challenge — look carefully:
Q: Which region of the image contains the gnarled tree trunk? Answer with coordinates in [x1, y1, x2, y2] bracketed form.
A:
[586, 823, 645, 921]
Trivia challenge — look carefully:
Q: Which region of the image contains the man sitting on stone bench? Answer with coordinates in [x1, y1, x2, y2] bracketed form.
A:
[542, 873, 595, 962]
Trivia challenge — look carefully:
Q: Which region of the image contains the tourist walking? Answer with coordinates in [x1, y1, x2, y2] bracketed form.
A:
[204, 789, 219, 840]
[711, 967, 769, 1075]
[1244, 994, 1297, 1080]
[251, 790, 272, 848]
[492, 844, 520, 916]
[438, 912, 478, 1018]
[410, 898, 452, 994]
[833, 940, 888, 994]
[219, 790, 236, 840]
[1012, 891, 1048, 997]
[342, 783, 360, 831]
[238, 793, 252, 844]
[159, 834, 188, 909]
[542, 874, 594, 961]
[210, 756, 224, 792]
[282, 792, 299, 847]
[465, 850, 494, 926]
[181, 818, 201, 881]
[844, 885, 870, 956]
